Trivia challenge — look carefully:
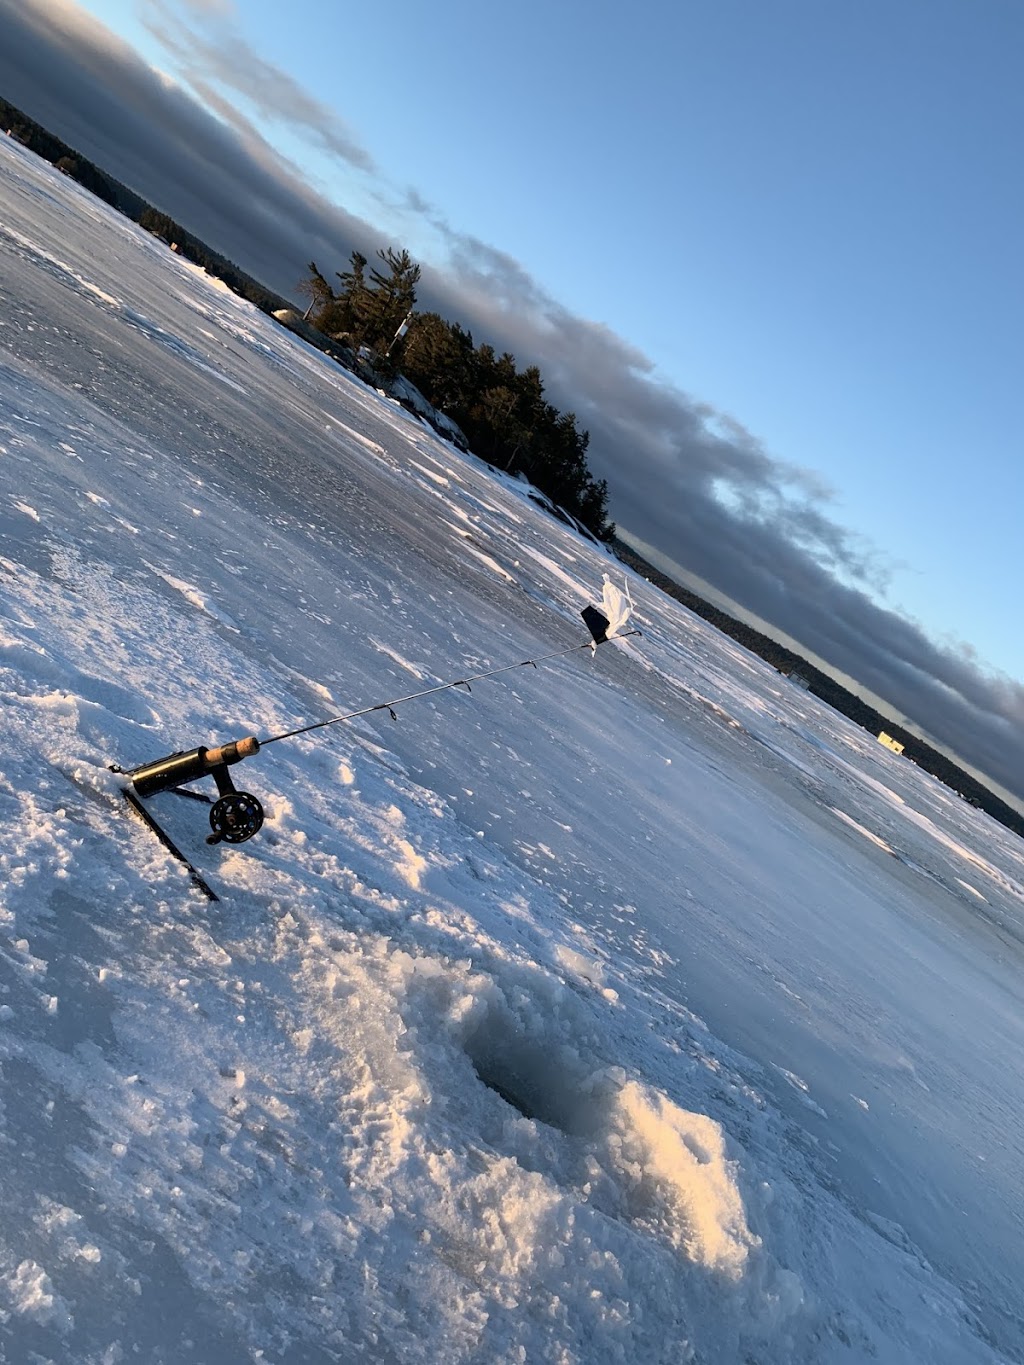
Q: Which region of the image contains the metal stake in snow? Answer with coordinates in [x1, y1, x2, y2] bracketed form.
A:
[118, 583, 639, 851]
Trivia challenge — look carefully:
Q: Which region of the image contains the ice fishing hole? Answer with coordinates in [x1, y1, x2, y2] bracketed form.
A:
[474, 1063, 539, 1122]
[465, 1032, 597, 1136]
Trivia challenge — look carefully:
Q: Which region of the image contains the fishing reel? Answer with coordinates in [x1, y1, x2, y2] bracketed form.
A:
[208, 790, 264, 845]
[126, 736, 265, 845]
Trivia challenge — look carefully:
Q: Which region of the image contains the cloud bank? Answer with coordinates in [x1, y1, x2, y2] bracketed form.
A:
[1, 0, 1021, 805]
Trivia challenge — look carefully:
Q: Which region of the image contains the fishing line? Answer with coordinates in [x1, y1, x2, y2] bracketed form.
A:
[115, 606, 641, 850]
[259, 630, 639, 747]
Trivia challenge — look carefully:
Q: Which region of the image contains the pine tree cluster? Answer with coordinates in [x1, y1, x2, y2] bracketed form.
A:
[300, 254, 614, 541]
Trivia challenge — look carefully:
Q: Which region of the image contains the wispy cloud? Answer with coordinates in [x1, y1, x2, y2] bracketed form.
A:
[1, 0, 1022, 804]
[140, 0, 376, 173]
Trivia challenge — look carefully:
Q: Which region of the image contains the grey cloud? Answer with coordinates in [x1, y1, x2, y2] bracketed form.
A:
[0, 0, 1022, 804]
[178, 0, 236, 14]
[0, 0, 383, 296]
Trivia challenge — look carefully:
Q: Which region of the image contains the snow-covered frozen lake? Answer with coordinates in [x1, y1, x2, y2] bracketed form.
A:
[2, 137, 1022, 1363]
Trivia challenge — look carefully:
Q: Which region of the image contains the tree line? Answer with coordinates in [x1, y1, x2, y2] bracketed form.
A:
[137, 209, 289, 310]
[3, 89, 613, 539]
[613, 539, 1024, 840]
[3, 96, 117, 206]
[299, 253, 614, 540]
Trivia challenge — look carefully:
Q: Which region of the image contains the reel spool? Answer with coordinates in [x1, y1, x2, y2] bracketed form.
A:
[208, 791, 264, 845]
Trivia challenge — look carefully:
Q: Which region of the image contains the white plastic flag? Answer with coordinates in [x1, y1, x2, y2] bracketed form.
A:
[581, 575, 635, 649]
[601, 574, 634, 637]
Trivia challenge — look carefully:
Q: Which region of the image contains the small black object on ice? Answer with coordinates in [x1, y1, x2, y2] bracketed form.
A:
[580, 605, 610, 645]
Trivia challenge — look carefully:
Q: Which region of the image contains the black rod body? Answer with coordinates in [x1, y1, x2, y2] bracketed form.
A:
[130, 736, 260, 798]
[131, 747, 211, 798]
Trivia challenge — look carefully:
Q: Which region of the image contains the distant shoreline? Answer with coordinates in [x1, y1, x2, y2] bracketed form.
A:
[612, 537, 1024, 840]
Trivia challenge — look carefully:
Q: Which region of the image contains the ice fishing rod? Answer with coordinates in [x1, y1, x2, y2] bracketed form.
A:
[115, 604, 639, 850]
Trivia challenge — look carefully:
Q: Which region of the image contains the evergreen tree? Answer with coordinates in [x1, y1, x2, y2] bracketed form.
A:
[335, 250, 368, 299]
[402, 314, 475, 410]
[297, 261, 336, 322]
[296, 242, 612, 538]
[361, 248, 421, 353]
[331, 250, 368, 335]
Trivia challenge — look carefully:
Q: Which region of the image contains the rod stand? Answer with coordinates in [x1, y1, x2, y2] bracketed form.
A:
[126, 735, 264, 845]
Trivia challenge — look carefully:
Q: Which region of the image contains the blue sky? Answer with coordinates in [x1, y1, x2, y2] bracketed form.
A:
[57, 0, 1024, 682]
[6, 1, 1023, 710]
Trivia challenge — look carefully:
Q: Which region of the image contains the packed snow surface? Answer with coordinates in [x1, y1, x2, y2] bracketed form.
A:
[1, 139, 1023, 1363]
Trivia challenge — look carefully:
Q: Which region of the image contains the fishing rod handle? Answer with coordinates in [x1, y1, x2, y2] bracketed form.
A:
[204, 736, 260, 767]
